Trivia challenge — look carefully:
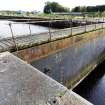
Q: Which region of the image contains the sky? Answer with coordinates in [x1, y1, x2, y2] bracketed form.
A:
[0, 0, 105, 11]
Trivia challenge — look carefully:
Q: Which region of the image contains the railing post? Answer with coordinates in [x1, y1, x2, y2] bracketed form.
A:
[95, 19, 97, 30]
[85, 18, 87, 32]
[29, 23, 32, 36]
[71, 19, 72, 36]
[102, 18, 104, 29]
[98, 18, 100, 29]
[103, 18, 105, 28]
[99, 18, 100, 29]
[48, 21, 52, 41]
[9, 23, 18, 51]
[28, 20, 33, 45]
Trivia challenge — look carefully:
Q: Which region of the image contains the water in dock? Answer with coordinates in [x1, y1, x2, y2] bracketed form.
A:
[0, 20, 50, 39]
[74, 60, 105, 105]
[30, 32, 105, 105]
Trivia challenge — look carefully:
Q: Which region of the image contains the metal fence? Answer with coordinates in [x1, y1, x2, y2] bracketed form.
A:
[0, 18, 105, 52]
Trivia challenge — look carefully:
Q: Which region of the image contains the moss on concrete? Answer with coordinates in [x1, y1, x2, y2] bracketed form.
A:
[11, 28, 105, 53]
[65, 52, 105, 89]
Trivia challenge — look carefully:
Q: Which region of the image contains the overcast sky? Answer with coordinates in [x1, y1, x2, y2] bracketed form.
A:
[0, 0, 105, 11]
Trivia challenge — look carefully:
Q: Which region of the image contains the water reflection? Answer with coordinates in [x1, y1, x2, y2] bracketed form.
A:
[0, 20, 50, 39]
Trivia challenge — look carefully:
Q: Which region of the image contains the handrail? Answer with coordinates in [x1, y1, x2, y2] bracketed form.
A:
[0, 20, 105, 52]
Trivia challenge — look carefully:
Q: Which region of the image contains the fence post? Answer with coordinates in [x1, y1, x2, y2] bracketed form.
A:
[48, 21, 52, 41]
[99, 18, 100, 29]
[71, 19, 72, 35]
[60, 66, 64, 85]
[85, 18, 87, 32]
[95, 18, 97, 30]
[29, 23, 32, 36]
[9, 23, 18, 51]
[28, 20, 33, 46]
[102, 18, 104, 29]
[48, 16, 51, 41]
[103, 18, 105, 28]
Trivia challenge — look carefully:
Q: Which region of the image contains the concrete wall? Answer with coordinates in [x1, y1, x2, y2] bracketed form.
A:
[0, 23, 104, 53]
[14, 28, 105, 89]
[15, 28, 105, 63]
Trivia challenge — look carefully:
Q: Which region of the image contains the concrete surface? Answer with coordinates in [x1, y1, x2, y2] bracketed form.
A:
[0, 52, 93, 105]
[0, 23, 105, 52]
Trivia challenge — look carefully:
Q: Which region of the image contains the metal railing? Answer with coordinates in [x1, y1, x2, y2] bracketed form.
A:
[0, 18, 105, 52]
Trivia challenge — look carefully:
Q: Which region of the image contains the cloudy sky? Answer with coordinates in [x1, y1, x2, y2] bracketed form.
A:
[0, 0, 105, 11]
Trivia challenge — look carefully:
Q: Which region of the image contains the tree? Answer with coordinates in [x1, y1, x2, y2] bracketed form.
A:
[71, 6, 81, 12]
[43, 1, 70, 13]
[80, 6, 87, 12]
[71, 5, 105, 13]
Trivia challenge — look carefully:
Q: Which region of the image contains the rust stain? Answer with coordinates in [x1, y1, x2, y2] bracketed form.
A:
[15, 29, 105, 63]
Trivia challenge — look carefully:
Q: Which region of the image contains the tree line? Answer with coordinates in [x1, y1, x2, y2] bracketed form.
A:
[43, 1, 105, 15]
[44, 1, 70, 13]
[71, 5, 105, 12]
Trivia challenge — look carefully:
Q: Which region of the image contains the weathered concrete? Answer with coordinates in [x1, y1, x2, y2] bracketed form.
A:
[0, 52, 92, 105]
[27, 29, 105, 89]
[0, 23, 104, 53]
[33, 19, 93, 28]
[15, 28, 105, 63]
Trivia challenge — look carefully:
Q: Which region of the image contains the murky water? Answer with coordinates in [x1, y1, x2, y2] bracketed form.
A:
[0, 20, 50, 39]
[74, 60, 105, 105]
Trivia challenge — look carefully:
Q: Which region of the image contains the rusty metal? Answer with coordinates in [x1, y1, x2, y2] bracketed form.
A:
[71, 19, 72, 35]
[48, 17, 52, 41]
[85, 19, 87, 32]
[9, 23, 18, 51]
[29, 23, 32, 36]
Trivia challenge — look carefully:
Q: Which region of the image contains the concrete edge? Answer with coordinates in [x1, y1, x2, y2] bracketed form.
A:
[0, 51, 93, 105]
